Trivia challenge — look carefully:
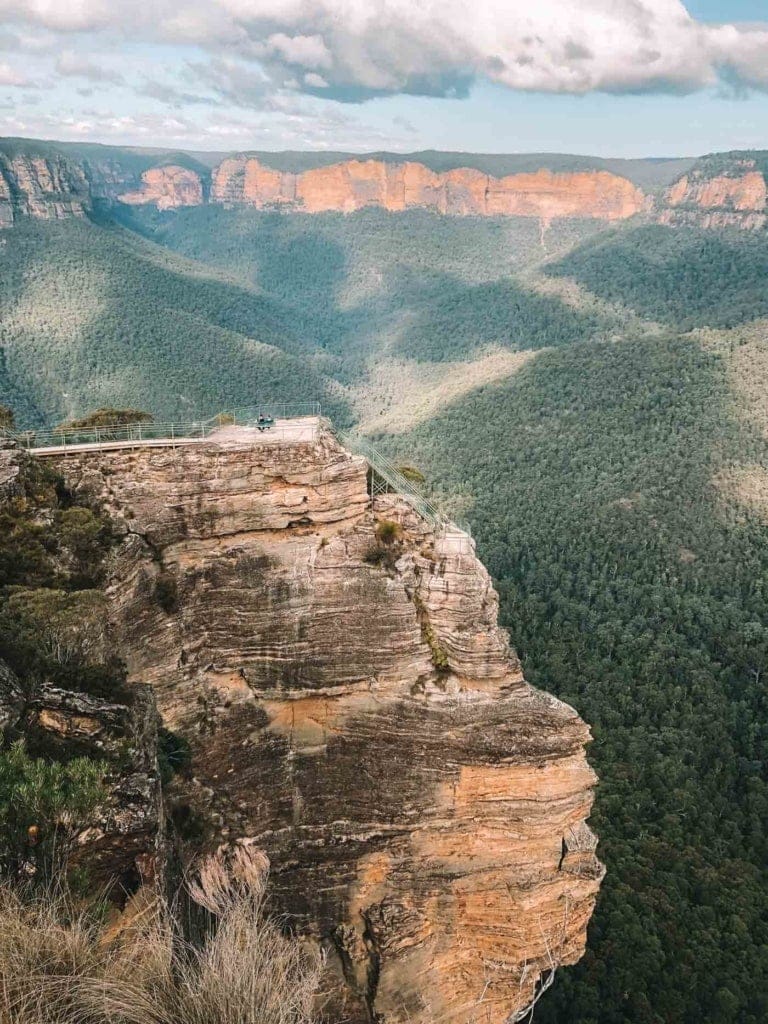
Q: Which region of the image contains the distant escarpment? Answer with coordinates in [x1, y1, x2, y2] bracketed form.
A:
[657, 156, 768, 229]
[0, 151, 91, 225]
[120, 165, 204, 210]
[4, 140, 765, 230]
[209, 157, 645, 222]
[46, 424, 603, 1024]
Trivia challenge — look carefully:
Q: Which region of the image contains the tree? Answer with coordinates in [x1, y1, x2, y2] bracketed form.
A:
[0, 740, 107, 885]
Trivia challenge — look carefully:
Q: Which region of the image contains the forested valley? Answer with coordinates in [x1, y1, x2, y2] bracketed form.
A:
[2, 200, 768, 1023]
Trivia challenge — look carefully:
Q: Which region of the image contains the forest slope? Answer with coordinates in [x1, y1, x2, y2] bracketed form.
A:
[379, 333, 768, 1024]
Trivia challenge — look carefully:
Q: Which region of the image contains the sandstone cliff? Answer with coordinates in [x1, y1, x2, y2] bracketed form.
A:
[210, 156, 645, 223]
[0, 152, 91, 226]
[657, 159, 767, 229]
[121, 165, 205, 210]
[3, 141, 767, 230]
[48, 424, 603, 1024]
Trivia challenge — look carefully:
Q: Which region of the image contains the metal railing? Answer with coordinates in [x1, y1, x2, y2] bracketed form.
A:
[331, 427, 472, 544]
[1, 406, 472, 546]
[2, 403, 323, 451]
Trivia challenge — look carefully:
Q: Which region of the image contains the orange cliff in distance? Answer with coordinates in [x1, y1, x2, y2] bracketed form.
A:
[658, 165, 768, 229]
[121, 165, 204, 211]
[208, 156, 647, 223]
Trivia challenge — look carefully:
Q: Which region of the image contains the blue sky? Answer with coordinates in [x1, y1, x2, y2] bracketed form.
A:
[1, 0, 768, 156]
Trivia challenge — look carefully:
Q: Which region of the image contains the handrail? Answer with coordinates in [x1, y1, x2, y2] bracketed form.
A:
[331, 426, 472, 541]
[1, 410, 473, 544]
[1, 402, 323, 451]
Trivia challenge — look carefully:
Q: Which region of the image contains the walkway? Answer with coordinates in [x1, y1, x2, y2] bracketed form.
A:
[28, 417, 320, 456]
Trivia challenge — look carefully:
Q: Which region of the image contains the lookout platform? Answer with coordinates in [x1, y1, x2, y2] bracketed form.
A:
[28, 417, 321, 456]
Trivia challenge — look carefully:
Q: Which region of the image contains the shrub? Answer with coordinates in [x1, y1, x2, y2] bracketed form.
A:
[397, 464, 426, 486]
[375, 519, 402, 545]
[213, 412, 235, 426]
[157, 728, 191, 785]
[0, 405, 14, 430]
[57, 409, 153, 430]
[0, 845, 322, 1024]
[153, 572, 179, 614]
[0, 740, 108, 885]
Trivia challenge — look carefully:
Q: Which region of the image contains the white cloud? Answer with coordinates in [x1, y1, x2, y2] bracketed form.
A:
[0, 60, 27, 85]
[1, 0, 768, 103]
[56, 49, 124, 84]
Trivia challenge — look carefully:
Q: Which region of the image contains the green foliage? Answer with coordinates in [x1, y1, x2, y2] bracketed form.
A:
[0, 405, 13, 429]
[0, 218, 343, 428]
[391, 334, 768, 1024]
[0, 455, 122, 698]
[395, 276, 602, 362]
[549, 223, 768, 330]
[375, 519, 402, 545]
[0, 740, 107, 882]
[113, 204, 607, 383]
[58, 408, 153, 429]
[157, 727, 192, 786]
[397, 464, 426, 485]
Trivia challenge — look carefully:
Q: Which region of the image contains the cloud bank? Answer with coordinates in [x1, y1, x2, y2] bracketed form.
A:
[1, 0, 768, 101]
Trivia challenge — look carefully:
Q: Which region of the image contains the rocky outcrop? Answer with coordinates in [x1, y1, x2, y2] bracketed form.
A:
[121, 165, 205, 210]
[0, 152, 91, 225]
[49, 425, 603, 1024]
[658, 163, 767, 229]
[211, 156, 645, 223]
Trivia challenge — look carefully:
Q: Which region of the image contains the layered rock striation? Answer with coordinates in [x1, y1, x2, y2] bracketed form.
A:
[121, 165, 205, 210]
[211, 156, 645, 222]
[3, 141, 768, 229]
[658, 162, 768, 229]
[48, 424, 603, 1024]
[0, 152, 91, 226]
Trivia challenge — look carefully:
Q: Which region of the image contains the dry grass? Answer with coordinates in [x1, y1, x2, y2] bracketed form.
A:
[0, 843, 321, 1024]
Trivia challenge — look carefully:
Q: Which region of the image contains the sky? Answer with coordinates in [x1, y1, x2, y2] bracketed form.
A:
[1, 0, 768, 157]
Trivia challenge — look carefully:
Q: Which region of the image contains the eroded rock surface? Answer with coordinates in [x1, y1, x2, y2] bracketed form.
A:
[658, 165, 767, 229]
[49, 425, 603, 1024]
[121, 165, 205, 210]
[211, 156, 644, 223]
[0, 153, 91, 224]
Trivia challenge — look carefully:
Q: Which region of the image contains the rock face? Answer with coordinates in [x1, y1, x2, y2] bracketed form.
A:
[658, 164, 767, 229]
[49, 425, 603, 1024]
[0, 152, 91, 225]
[211, 156, 645, 223]
[121, 165, 205, 210]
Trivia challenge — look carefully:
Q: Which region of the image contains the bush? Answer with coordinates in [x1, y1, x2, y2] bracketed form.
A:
[0, 741, 107, 885]
[153, 572, 179, 614]
[57, 408, 153, 430]
[397, 464, 426, 486]
[0, 844, 321, 1024]
[0, 405, 14, 430]
[375, 520, 402, 545]
[157, 728, 191, 785]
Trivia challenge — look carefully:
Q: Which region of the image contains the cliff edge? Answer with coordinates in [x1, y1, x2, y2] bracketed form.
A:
[45, 422, 603, 1024]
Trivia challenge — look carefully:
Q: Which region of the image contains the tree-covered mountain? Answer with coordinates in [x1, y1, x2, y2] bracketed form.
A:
[0, 217, 344, 426]
[2, 139, 768, 1023]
